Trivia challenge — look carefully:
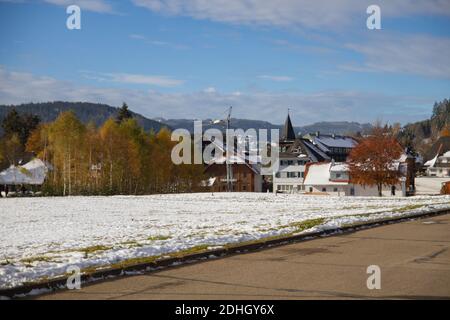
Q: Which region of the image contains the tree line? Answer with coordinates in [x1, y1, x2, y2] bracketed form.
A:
[0, 104, 205, 195]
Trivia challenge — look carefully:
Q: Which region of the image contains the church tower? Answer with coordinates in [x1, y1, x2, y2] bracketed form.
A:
[281, 111, 296, 142]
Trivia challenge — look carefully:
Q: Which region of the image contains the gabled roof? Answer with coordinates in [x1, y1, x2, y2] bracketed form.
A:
[312, 134, 357, 149]
[301, 139, 331, 162]
[281, 114, 296, 141]
[0, 158, 48, 185]
[278, 137, 330, 162]
[424, 136, 450, 162]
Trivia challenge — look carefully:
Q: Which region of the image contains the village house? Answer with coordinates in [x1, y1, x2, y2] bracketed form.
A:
[424, 136, 450, 177]
[204, 154, 263, 192]
[303, 162, 406, 197]
[273, 113, 355, 193]
[0, 158, 50, 197]
[303, 132, 358, 162]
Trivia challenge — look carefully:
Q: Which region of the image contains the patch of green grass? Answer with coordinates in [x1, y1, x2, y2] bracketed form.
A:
[121, 240, 143, 248]
[79, 245, 112, 258]
[20, 255, 54, 264]
[260, 218, 326, 234]
[147, 235, 171, 241]
[0, 259, 11, 266]
[83, 244, 212, 273]
[391, 204, 425, 213]
[171, 245, 210, 257]
[287, 218, 326, 233]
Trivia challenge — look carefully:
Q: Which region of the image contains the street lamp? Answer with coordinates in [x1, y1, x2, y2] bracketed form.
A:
[212, 107, 233, 192]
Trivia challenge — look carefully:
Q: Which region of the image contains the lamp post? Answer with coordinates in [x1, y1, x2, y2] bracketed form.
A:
[213, 107, 233, 192]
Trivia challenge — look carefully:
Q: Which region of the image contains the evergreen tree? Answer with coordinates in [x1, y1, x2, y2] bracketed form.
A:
[116, 103, 133, 124]
[1, 108, 40, 145]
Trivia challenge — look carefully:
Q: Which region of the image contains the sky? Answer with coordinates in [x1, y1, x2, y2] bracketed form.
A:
[0, 0, 449, 126]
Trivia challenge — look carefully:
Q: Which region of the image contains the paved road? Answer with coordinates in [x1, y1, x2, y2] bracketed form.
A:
[36, 214, 450, 300]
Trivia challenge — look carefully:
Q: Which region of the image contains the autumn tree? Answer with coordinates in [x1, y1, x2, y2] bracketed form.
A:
[21, 110, 205, 196]
[26, 123, 51, 163]
[0, 133, 22, 166]
[48, 111, 86, 195]
[348, 126, 403, 197]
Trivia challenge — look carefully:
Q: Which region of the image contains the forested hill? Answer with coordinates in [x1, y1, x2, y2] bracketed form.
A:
[157, 118, 373, 136]
[397, 99, 450, 155]
[0, 102, 168, 133]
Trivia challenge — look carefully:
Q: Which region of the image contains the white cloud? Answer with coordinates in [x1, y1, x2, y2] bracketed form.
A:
[81, 71, 184, 87]
[129, 34, 146, 40]
[0, 67, 435, 125]
[131, 0, 450, 31]
[44, 0, 113, 13]
[203, 87, 217, 93]
[128, 33, 189, 50]
[343, 34, 450, 78]
[258, 75, 294, 82]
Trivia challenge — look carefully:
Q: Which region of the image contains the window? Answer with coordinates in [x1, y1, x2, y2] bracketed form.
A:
[287, 172, 298, 178]
[333, 187, 338, 192]
[322, 187, 326, 192]
[275, 172, 280, 178]
[242, 185, 247, 191]
[287, 160, 293, 165]
[336, 173, 341, 179]
[309, 187, 313, 192]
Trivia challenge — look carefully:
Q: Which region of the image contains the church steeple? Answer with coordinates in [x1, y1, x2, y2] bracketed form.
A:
[281, 110, 296, 141]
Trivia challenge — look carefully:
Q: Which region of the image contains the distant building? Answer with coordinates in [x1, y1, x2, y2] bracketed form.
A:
[303, 132, 357, 162]
[0, 158, 49, 186]
[303, 162, 404, 197]
[424, 136, 450, 177]
[425, 151, 450, 177]
[0, 158, 50, 197]
[274, 113, 349, 193]
[204, 154, 262, 192]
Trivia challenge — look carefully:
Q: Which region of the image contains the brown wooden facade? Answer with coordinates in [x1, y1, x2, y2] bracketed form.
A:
[205, 163, 259, 192]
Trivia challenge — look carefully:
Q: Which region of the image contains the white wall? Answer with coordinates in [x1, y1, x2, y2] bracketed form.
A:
[304, 184, 403, 197]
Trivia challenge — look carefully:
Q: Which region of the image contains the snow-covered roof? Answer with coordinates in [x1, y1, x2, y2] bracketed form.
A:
[206, 152, 261, 175]
[302, 140, 330, 162]
[329, 163, 348, 172]
[314, 135, 357, 148]
[0, 158, 48, 185]
[303, 163, 348, 186]
[424, 154, 438, 167]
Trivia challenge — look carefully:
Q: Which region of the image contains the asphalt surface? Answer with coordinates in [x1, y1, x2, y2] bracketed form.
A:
[36, 214, 450, 300]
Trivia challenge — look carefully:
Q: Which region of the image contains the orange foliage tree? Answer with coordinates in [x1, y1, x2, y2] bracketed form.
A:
[25, 111, 205, 195]
[348, 126, 403, 196]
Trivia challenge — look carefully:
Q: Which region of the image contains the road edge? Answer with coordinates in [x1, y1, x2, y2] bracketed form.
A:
[1, 207, 449, 299]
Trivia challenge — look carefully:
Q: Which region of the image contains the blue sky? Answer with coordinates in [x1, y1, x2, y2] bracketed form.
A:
[0, 0, 449, 126]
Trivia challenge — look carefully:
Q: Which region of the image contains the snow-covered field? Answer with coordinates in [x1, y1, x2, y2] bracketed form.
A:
[1, 193, 450, 289]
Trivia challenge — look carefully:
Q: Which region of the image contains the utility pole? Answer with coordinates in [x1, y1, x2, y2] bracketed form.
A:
[226, 107, 233, 192]
[212, 107, 234, 192]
